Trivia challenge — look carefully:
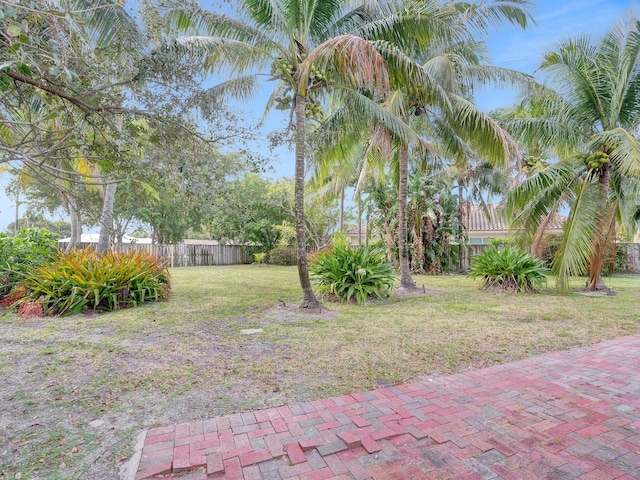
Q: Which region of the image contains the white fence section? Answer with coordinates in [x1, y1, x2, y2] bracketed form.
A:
[73, 243, 253, 267]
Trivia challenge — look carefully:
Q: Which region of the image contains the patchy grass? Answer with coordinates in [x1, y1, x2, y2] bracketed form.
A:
[1, 265, 639, 479]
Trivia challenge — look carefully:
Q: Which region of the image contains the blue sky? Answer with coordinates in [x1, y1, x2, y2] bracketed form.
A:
[0, 0, 634, 232]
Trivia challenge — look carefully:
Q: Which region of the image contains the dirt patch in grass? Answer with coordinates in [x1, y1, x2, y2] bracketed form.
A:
[1, 266, 639, 479]
[259, 303, 338, 323]
[393, 285, 450, 297]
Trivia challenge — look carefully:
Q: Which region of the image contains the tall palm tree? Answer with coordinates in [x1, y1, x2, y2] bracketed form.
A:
[390, 1, 534, 287]
[158, 0, 451, 307]
[504, 16, 640, 291]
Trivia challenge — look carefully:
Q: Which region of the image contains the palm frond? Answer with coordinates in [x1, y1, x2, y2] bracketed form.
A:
[198, 74, 264, 104]
[160, 1, 282, 51]
[552, 176, 600, 290]
[505, 159, 581, 244]
[356, 1, 459, 53]
[299, 34, 389, 96]
[448, 95, 518, 169]
[457, 0, 536, 33]
[172, 36, 272, 76]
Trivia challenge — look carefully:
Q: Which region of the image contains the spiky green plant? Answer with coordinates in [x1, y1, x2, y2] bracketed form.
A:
[16, 248, 171, 316]
[253, 252, 267, 265]
[310, 245, 395, 305]
[468, 246, 548, 293]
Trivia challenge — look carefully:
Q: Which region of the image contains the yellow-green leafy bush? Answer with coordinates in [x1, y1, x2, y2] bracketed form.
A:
[17, 248, 170, 316]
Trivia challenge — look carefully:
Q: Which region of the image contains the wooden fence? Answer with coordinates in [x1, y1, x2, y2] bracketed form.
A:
[71, 243, 253, 267]
[65, 241, 640, 272]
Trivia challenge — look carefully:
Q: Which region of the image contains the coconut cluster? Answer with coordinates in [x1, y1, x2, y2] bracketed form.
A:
[578, 151, 610, 170]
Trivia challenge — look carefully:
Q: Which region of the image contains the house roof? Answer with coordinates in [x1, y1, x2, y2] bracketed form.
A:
[58, 234, 152, 244]
[345, 205, 566, 235]
[347, 224, 369, 235]
[466, 204, 565, 233]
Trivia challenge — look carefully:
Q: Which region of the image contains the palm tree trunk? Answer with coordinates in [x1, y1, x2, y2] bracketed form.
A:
[415, 212, 425, 274]
[339, 189, 345, 233]
[365, 202, 370, 248]
[398, 145, 415, 289]
[532, 197, 564, 258]
[357, 191, 362, 246]
[294, 94, 321, 309]
[97, 182, 117, 254]
[587, 165, 612, 291]
[532, 214, 553, 258]
[457, 185, 464, 272]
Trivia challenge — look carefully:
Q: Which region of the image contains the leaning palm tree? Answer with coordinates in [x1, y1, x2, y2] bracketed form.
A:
[504, 16, 640, 291]
[156, 0, 453, 307]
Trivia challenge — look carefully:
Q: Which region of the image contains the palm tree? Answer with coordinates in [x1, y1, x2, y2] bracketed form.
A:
[314, 1, 533, 288]
[158, 0, 450, 308]
[503, 16, 640, 291]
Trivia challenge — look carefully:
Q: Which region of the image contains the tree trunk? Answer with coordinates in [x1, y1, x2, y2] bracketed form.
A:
[97, 182, 117, 254]
[67, 194, 82, 252]
[398, 145, 415, 288]
[414, 211, 425, 274]
[339, 189, 345, 234]
[14, 192, 19, 236]
[587, 164, 612, 291]
[532, 196, 564, 258]
[457, 185, 464, 272]
[532, 212, 554, 258]
[365, 202, 370, 248]
[357, 191, 362, 246]
[294, 94, 321, 309]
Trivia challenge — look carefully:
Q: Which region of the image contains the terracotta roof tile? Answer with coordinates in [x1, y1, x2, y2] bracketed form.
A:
[465, 204, 565, 233]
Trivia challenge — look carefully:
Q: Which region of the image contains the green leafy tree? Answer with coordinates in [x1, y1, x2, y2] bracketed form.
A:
[207, 174, 294, 251]
[112, 123, 250, 244]
[5, 216, 71, 238]
[0, 0, 145, 172]
[503, 16, 640, 291]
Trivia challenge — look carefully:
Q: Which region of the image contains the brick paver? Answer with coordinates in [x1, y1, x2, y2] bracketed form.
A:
[129, 335, 640, 479]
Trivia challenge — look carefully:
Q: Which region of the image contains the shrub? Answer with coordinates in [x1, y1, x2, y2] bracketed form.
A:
[468, 246, 548, 293]
[16, 248, 171, 316]
[253, 252, 267, 265]
[310, 245, 395, 304]
[0, 228, 59, 298]
[489, 237, 516, 246]
[603, 243, 628, 275]
[269, 245, 297, 266]
[540, 233, 563, 268]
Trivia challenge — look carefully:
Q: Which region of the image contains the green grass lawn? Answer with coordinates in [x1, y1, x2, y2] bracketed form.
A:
[1, 265, 639, 479]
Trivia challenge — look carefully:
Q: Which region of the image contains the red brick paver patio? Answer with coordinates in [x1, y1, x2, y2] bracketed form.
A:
[124, 335, 640, 479]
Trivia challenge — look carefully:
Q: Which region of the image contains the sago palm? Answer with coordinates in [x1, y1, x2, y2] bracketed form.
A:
[503, 16, 640, 291]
